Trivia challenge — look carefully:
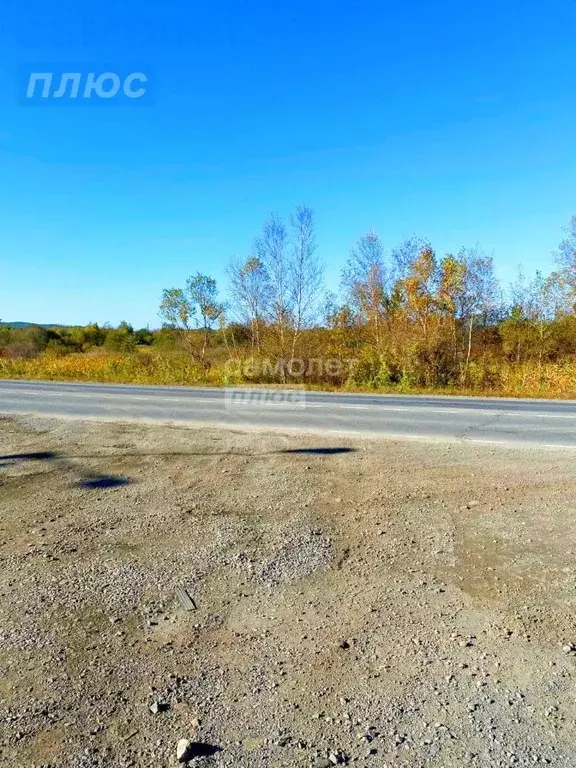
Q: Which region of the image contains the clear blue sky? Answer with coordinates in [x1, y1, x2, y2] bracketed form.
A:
[1, 0, 575, 328]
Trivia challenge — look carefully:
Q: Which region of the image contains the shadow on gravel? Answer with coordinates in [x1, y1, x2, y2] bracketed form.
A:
[181, 743, 223, 760]
[0, 450, 131, 491]
[0, 451, 59, 461]
[280, 447, 356, 455]
[56, 448, 357, 460]
[76, 476, 130, 490]
[0, 446, 352, 489]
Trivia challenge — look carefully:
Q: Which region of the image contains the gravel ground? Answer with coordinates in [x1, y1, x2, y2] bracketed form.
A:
[1, 415, 576, 767]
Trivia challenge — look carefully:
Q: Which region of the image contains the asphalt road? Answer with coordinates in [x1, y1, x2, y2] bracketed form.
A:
[1, 379, 576, 448]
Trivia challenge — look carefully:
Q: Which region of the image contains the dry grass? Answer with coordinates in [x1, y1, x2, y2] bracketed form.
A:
[2, 350, 576, 399]
[0, 351, 214, 386]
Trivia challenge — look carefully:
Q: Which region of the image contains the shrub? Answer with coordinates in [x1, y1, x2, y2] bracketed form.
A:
[347, 349, 393, 388]
[2, 342, 39, 359]
[104, 329, 138, 353]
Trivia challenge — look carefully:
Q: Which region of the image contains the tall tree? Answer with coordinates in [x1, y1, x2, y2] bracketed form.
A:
[227, 255, 269, 351]
[186, 274, 224, 361]
[504, 268, 557, 367]
[250, 206, 324, 377]
[159, 273, 223, 366]
[342, 231, 387, 348]
[554, 214, 576, 306]
[457, 248, 499, 380]
[254, 213, 290, 367]
[288, 205, 323, 366]
[437, 253, 467, 368]
[401, 246, 438, 346]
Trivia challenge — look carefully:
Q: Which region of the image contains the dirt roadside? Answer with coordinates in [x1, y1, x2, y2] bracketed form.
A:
[1, 415, 576, 767]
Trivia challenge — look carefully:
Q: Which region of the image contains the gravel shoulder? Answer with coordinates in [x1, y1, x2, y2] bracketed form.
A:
[1, 415, 576, 767]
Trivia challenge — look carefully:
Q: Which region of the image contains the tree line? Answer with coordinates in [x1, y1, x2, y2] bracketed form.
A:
[157, 209, 576, 390]
[2, 209, 575, 393]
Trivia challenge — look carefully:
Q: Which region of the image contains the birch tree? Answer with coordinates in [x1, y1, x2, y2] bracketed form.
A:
[159, 273, 224, 367]
[227, 255, 269, 351]
[342, 231, 387, 348]
[288, 205, 322, 367]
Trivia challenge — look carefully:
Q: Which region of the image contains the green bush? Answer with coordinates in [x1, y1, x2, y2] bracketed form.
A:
[398, 370, 417, 392]
[104, 328, 138, 353]
[347, 350, 391, 388]
[44, 339, 73, 357]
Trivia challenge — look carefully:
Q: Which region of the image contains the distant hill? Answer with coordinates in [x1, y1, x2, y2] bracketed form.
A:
[0, 322, 68, 329]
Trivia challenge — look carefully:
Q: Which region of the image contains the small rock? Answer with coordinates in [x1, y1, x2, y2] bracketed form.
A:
[177, 739, 192, 763]
[339, 640, 350, 650]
